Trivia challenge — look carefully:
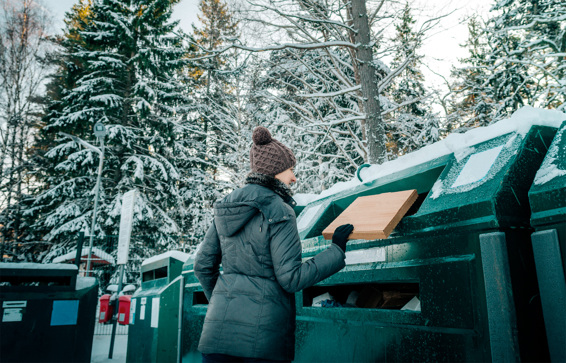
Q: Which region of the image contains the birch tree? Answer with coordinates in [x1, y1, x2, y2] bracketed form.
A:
[0, 0, 51, 257]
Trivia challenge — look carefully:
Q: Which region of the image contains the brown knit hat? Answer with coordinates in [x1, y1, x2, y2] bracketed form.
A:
[250, 126, 296, 176]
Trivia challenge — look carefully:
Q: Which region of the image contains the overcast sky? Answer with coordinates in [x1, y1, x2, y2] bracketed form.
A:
[42, 0, 493, 88]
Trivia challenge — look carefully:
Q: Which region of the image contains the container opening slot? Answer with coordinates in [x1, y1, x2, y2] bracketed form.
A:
[0, 275, 73, 287]
[154, 266, 168, 279]
[142, 266, 168, 282]
[404, 192, 428, 217]
[303, 282, 420, 310]
[193, 291, 209, 305]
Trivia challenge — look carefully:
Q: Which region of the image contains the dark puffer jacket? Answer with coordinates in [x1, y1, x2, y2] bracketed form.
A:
[194, 183, 346, 361]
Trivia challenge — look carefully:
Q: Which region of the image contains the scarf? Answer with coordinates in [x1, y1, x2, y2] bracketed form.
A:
[245, 172, 295, 205]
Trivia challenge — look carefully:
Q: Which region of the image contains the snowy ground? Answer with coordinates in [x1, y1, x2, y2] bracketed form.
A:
[91, 335, 128, 363]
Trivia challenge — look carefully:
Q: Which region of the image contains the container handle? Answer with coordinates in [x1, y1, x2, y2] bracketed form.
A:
[356, 163, 371, 182]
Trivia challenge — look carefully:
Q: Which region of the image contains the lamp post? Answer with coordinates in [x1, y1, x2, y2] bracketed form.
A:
[85, 122, 106, 276]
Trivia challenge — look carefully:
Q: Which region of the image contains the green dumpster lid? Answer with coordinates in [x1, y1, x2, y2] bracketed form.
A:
[140, 251, 190, 288]
[0, 262, 78, 292]
[141, 250, 190, 267]
[297, 106, 566, 240]
[529, 120, 566, 225]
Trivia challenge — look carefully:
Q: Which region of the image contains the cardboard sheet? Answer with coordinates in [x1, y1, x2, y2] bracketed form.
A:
[322, 189, 418, 240]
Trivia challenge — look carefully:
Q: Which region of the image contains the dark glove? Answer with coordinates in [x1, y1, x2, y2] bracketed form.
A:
[332, 224, 354, 252]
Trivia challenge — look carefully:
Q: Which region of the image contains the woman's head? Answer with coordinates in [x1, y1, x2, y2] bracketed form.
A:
[249, 126, 296, 182]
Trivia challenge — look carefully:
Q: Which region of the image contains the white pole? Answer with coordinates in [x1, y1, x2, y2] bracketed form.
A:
[86, 137, 105, 276]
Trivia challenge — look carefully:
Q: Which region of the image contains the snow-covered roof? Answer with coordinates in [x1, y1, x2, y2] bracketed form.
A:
[0, 262, 79, 270]
[296, 106, 566, 204]
[141, 250, 191, 266]
[52, 247, 115, 265]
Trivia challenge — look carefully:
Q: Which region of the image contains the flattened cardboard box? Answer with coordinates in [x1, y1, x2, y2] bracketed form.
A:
[322, 189, 418, 240]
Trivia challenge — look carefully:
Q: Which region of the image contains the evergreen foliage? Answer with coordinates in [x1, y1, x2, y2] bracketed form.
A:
[27, 0, 191, 265]
[451, 0, 565, 126]
[385, 3, 439, 156]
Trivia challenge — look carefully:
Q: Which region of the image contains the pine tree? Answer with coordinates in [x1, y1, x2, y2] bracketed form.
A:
[385, 3, 439, 157]
[451, 0, 565, 125]
[175, 0, 246, 244]
[449, 16, 494, 131]
[188, 0, 239, 178]
[28, 0, 191, 264]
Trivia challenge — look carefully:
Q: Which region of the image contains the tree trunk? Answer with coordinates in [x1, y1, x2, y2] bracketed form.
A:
[350, 0, 386, 164]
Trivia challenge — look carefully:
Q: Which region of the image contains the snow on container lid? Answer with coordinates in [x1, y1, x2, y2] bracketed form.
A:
[529, 120, 566, 226]
[297, 106, 566, 205]
[141, 250, 190, 267]
[0, 262, 78, 291]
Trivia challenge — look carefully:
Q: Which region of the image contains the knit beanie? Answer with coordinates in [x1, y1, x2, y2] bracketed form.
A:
[249, 126, 296, 176]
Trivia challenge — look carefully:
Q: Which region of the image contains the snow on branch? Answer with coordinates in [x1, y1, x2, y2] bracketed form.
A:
[299, 85, 361, 98]
[247, 1, 358, 33]
[188, 40, 360, 61]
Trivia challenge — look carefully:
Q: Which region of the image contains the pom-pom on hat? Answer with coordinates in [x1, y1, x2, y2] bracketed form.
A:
[250, 126, 296, 176]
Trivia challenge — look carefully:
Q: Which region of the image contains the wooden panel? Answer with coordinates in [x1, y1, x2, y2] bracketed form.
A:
[322, 190, 418, 240]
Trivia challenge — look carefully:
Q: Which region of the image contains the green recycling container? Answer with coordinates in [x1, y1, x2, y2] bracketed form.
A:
[0, 263, 98, 362]
[294, 124, 555, 362]
[126, 251, 189, 363]
[180, 254, 207, 363]
[528, 120, 566, 363]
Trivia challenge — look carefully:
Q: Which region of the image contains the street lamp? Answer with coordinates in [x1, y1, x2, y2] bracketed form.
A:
[85, 122, 106, 276]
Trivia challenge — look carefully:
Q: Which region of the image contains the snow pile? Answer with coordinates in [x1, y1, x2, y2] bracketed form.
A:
[76, 277, 97, 290]
[52, 247, 115, 264]
[141, 250, 191, 266]
[296, 106, 565, 204]
[0, 262, 78, 270]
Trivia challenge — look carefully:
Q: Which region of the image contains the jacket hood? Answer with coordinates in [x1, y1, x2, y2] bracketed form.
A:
[214, 202, 260, 237]
[213, 183, 295, 237]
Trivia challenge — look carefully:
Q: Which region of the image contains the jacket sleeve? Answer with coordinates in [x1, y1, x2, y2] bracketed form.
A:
[194, 222, 221, 301]
[269, 216, 346, 294]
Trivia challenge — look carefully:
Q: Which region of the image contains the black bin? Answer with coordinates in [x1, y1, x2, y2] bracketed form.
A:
[0, 262, 98, 362]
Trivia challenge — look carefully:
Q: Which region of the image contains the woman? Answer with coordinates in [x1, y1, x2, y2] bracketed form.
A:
[194, 126, 353, 363]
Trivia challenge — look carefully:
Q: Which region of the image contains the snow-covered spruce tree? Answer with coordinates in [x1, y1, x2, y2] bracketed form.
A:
[489, 0, 565, 114]
[28, 0, 191, 264]
[177, 0, 245, 245]
[385, 3, 439, 157]
[448, 16, 495, 132]
[451, 0, 565, 124]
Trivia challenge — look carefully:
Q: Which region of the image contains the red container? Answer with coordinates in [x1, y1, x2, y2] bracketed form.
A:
[98, 294, 113, 323]
[117, 295, 132, 325]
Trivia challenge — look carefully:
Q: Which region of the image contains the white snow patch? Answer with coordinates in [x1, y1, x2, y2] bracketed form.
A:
[451, 146, 504, 188]
[430, 179, 444, 199]
[294, 193, 318, 206]
[141, 250, 191, 266]
[454, 147, 475, 163]
[76, 277, 97, 290]
[534, 127, 565, 185]
[0, 262, 78, 270]
[297, 204, 323, 231]
[345, 247, 386, 265]
[309, 106, 565, 202]
[534, 164, 566, 185]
